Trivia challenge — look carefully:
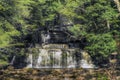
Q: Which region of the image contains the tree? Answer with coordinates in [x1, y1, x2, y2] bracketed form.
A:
[0, 0, 32, 64]
[59, 0, 119, 65]
[0, 0, 20, 47]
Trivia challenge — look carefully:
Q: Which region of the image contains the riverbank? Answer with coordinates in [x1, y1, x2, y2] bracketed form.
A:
[0, 67, 120, 80]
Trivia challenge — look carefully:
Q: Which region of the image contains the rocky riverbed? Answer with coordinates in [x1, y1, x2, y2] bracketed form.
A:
[0, 66, 120, 80]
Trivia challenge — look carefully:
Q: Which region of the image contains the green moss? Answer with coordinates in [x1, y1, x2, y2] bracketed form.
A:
[0, 60, 8, 65]
[96, 73, 108, 80]
[0, 43, 24, 48]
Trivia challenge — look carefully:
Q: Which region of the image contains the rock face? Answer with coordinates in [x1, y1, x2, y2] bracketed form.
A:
[24, 22, 93, 69]
[12, 17, 88, 69]
[11, 25, 92, 69]
[26, 43, 95, 68]
[19, 22, 95, 69]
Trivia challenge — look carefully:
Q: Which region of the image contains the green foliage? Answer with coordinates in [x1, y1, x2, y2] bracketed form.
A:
[29, 0, 57, 27]
[0, 0, 35, 47]
[96, 73, 108, 80]
[64, 0, 119, 58]
[69, 24, 87, 38]
[0, 0, 20, 47]
[0, 0, 120, 66]
[85, 33, 117, 57]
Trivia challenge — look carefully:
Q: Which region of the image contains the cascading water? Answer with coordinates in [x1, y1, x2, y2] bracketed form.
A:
[27, 54, 32, 68]
[52, 49, 62, 68]
[10, 56, 16, 65]
[80, 51, 95, 68]
[67, 51, 76, 68]
[41, 32, 50, 44]
[26, 44, 95, 68]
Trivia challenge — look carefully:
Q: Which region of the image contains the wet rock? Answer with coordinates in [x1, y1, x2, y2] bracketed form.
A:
[91, 78, 97, 80]
[29, 76, 40, 80]
[32, 69, 39, 75]
[116, 76, 120, 80]
[0, 68, 119, 80]
[51, 69, 62, 76]
[7, 66, 14, 70]
[0, 71, 3, 75]
[76, 76, 85, 80]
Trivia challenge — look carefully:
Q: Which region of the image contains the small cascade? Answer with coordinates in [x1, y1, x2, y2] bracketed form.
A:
[26, 44, 95, 68]
[80, 51, 95, 68]
[41, 32, 50, 44]
[27, 54, 32, 68]
[67, 51, 76, 68]
[52, 50, 62, 68]
[35, 49, 50, 68]
[10, 56, 16, 65]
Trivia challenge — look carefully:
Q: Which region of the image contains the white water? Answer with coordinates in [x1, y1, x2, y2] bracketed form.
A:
[10, 56, 16, 65]
[27, 54, 32, 68]
[41, 33, 50, 43]
[26, 47, 95, 68]
[67, 51, 76, 68]
[80, 51, 95, 68]
[35, 49, 65, 68]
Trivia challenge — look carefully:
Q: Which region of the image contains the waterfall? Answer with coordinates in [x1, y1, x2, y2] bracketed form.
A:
[41, 32, 50, 44]
[35, 49, 50, 68]
[80, 51, 95, 68]
[27, 54, 32, 68]
[26, 44, 95, 68]
[52, 50, 62, 68]
[35, 49, 63, 68]
[67, 51, 76, 68]
[10, 56, 16, 65]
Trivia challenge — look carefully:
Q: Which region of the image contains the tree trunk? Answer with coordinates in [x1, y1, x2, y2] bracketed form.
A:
[107, 20, 110, 30]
